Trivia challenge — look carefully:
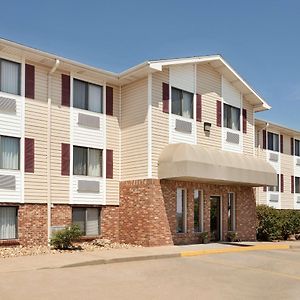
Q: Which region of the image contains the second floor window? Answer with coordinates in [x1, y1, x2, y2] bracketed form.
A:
[0, 59, 21, 96]
[295, 177, 300, 193]
[171, 87, 193, 119]
[295, 139, 300, 156]
[0, 136, 20, 170]
[73, 146, 102, 177]
[73, 79, 103, 113]
[223, 103, 240, 131]
[268, 132, 279, 152]
[268, 174, 279, 192]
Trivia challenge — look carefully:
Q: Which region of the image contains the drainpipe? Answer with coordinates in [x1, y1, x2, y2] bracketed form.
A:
[47, 59, 60, 244]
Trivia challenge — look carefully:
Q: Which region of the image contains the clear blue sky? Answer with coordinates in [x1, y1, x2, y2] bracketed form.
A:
[1, 0, 299, 129]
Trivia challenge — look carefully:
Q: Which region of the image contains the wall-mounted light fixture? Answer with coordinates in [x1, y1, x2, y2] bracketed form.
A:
[204, 122, 212, 133]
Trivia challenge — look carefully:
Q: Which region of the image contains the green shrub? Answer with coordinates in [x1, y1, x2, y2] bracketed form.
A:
[256, 205, 300, 241]
[226, 231, 239, 242]
[256, 205, 282, 241]
[50, 224, 82, 250]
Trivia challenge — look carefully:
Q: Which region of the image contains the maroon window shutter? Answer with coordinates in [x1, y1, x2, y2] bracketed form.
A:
[106, 149, 113, 179]
[291, 176, 295, 193]
[242, 109, 247, 134]
[196, 94, 202, 122]
[291, 138, 294, 155]
[263, 186, 267, 192]
[281, 174, 284, 193]
[61, 74, 70, 107]
[280, 135, 283, 153]
[162, 82, 169, 113]
[106, 86, 113, 116]
[216, 100, 222, 127]
[61, 143, 70, 176]
[25, 138, 34, 173]
[25, 64, 35, 99]
[263, 130, 267, 149]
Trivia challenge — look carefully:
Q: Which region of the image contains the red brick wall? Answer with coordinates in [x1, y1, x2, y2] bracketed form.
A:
[120, 179, 257, 246]
[101, 205, 119, 242]
[18, 204, 48, 246]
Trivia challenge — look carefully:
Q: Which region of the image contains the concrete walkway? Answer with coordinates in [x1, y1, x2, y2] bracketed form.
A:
[0, 241, 298, 273]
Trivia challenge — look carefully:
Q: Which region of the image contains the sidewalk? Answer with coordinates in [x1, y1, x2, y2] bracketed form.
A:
[0, 241, 298, 273]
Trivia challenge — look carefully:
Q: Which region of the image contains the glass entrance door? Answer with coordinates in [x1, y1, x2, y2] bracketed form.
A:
[210, 196, 221, 241]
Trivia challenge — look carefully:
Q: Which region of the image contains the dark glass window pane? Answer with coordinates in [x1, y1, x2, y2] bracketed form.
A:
[194, 190, 201, 232]
[73, 79, 87, 110]
[72, 208, 86, 234]
[296, 177, 300, 193]
[295, 140, 300, 156]
[182, 90, 193, 119]
[73, 146, 87, 175]
[171, 88, 181, 116]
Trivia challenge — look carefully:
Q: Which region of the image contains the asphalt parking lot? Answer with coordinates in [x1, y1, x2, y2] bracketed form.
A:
[1, 248, 300, 300]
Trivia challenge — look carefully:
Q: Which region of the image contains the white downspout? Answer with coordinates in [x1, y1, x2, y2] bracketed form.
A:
[47, 59, 60, 244]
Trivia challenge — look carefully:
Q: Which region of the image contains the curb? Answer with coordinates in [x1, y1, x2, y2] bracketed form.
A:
[61, 253, 180, 269]
[60, 244, 291, 269]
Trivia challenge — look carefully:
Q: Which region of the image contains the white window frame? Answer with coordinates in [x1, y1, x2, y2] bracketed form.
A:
[223, 103, 241, 131]
[0, 206, 18, 240]
[73, 78, 103, 113]
[73, 146, 103, 177]
[171, 87, 194, 119]
[0, 58, 21, 96]
[0, 135, 20, 170]
[72, 207, 100, 236]
[176, 188, 187, 233]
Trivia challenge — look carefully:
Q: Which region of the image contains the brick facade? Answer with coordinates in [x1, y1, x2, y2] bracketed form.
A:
[0, 203, 119, 246]
[119, 179, 256, 246]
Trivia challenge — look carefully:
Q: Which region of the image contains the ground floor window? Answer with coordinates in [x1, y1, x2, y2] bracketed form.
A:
[194, 190, 203, 232]
[176, 188, 187, 233]
[228, 193, 236, 231]
[72, 208, 100, 236]
[0, 206, 18, 239]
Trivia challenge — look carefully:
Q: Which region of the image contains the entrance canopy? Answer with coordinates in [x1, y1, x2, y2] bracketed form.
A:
[158, 144, 277, 187]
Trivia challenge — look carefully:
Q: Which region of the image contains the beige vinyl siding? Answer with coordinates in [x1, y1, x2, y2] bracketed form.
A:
[106, 85, 121, 205]
[34, 64, 48, 103]
[50, 71, 70, 203]
[151, 68, 169, 178]
[280, 134, 294, 209]
[121, 78, 148, 180]
[196, 63, 222, 149]
[243, 99, 254, 156]
[24, 100, 48, 203]
[51, 71, 62, 106]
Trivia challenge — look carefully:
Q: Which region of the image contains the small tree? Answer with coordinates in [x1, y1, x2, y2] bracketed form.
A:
[50, 224, 82, 250]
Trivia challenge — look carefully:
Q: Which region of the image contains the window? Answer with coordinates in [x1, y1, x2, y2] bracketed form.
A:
[194, 190, 203, 232]
[0, 207, 18, 240]
[0, 136, 20, 170]
[223, 103, 240, 131]
[268, 174, 279, 192]
[73, 146, 102, 177]
[0, 59, 21, 95]
[176, 188, 187, 233]
[295, 177, 300, 194]
[228, 193, 235, 231]
[73, 79, 103, 113]
[267, 132, 279, 152]
[72, 208, 100, 236]
[295, 139, 300, 156]
[171, 87, 193, 119]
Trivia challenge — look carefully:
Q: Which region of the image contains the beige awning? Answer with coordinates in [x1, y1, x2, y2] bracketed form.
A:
[158, 144, 277, 187]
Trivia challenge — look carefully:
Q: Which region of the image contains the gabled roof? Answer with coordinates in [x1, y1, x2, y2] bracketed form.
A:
[0, 38, 270, 111]
[255, 118, 300, 137]
[120, 55, 270, 112]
